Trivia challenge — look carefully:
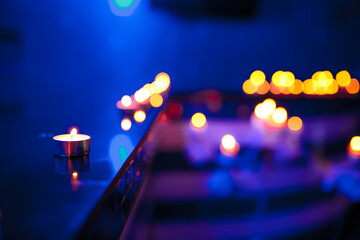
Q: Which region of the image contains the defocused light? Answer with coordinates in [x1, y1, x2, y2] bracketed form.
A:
[121, 95, 132, 107]
[134, 110, 146, 122]
[350, 136, 360, 152]
[272, 71, 295, 87]
[263, 98, 276, 112]
[114, 0, 135, 8]
[109, 0, 140, 16]
[336, 70, 351, 87]
[144, 83, 155, 95]
[256, 81, 270, 95]
[134, 88, 151, 103]
[346, 78, 360, 94]
[271, 71, 283, 85]
[326, 80, 339, 95]
[221, 134, 236, 151]
[153, 72, 170, 94]
[270, 82, 281, 94]
[250, 70, 266, 86]
[72, 172, 78, 178]
[191, 112, 207, 129]
[168, 102, 183, 117]
[242, 80, 257, 94]
[287, 116, 303, 132]
[272, 107, 287, 124]
[290, 79, 303, 95]
[254, 99, 276, 119]
[150, 94, 163, 108]
[220, 134, 240, 156]
[121, 118, 132, 131]
[303, 79, 316, 95]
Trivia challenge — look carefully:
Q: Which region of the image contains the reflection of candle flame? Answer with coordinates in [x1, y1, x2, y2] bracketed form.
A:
[70, 128, 77, 140]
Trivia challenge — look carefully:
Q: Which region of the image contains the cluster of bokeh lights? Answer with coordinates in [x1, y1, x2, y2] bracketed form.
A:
[254, 98, 303, 132]
[118, 72, 170, 131]
[243, 70, 359, 96]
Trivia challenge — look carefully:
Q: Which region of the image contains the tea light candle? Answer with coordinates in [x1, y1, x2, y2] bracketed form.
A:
[53, 128, 90, 157]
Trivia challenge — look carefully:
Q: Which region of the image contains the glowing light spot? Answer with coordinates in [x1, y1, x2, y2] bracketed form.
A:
[270, 82, 281, 94]
[143, 83, 155, 95]
[134, 88, 151, 103]
[191, 112, 207, 129]
[271, 71, 283, 85]
[346, 78, 360, 94]
[121, 95, 132, 107]
[336, 70, 351, 87]
[220, 134, 240, 156]
[255, 98, 276, 119]
[256, 81, 270, 95]
[250, 70, 266, 86]
[70, 128, 77, 140]
[287, 116, 303, 132]
[326, 80, 339, 95]
[221, 134, 236, 150]
[290, 79, 303, 95]
[121, 118, 132, 131]
[303, 79, 316, 95]
[350, 136, 360, 152]
[134, 110, 146, 123]
[153, 72, 170, 94]
[263, 98, 276, 112]
[272, 71, 295, 87]
[109, 0, 140, 16]
[150, 94, 163, 108]
[114, 0, 135, 9]
[242, 79, 257, 95]
[272, 107, 287, 124]
[72, 172, 78, 178]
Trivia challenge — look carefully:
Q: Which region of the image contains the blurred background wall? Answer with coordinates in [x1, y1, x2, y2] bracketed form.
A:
[1, 0, 360, 136]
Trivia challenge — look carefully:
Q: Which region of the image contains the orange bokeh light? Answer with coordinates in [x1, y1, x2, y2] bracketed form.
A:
[346, 78, 360, 94]
[243, 80, 257, 95]
[287, 116, 303, 132]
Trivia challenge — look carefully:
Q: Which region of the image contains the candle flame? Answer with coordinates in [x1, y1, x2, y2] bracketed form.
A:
[70, 128, 77, 140]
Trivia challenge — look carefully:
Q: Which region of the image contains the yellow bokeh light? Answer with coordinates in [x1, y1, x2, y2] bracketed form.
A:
[134, 88, 151, 103]
[150, 94, 163, 108]
[303, 79, 316, 95]
[350, 136, 360, 152]
[143, 83, 156, 95]
[121, 118, 132, 131]
[134, 110, 146, 123]
[153, 72, 170, 94]
[290, 79, 303, 95]
[272, 71, 283, 84]
[272, 107, 287, 124]
[72, 172, 78, 178]
[325, 80, 339, 95]
[254, 99, 276, 119]
[272, 71, 295, 87]
[250, 70, 266, 86]
[262, 98, 276, 115]
[256, 81, 270, 95]
[287, 116, 303, 132]
[336, 70, 351, 87]
[346, 78, 360, 94]
[242, 79, 257, 94]
[121, 95, 132, 107]
[191, 112, 207, 129]
[221, 134, 237, 151]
